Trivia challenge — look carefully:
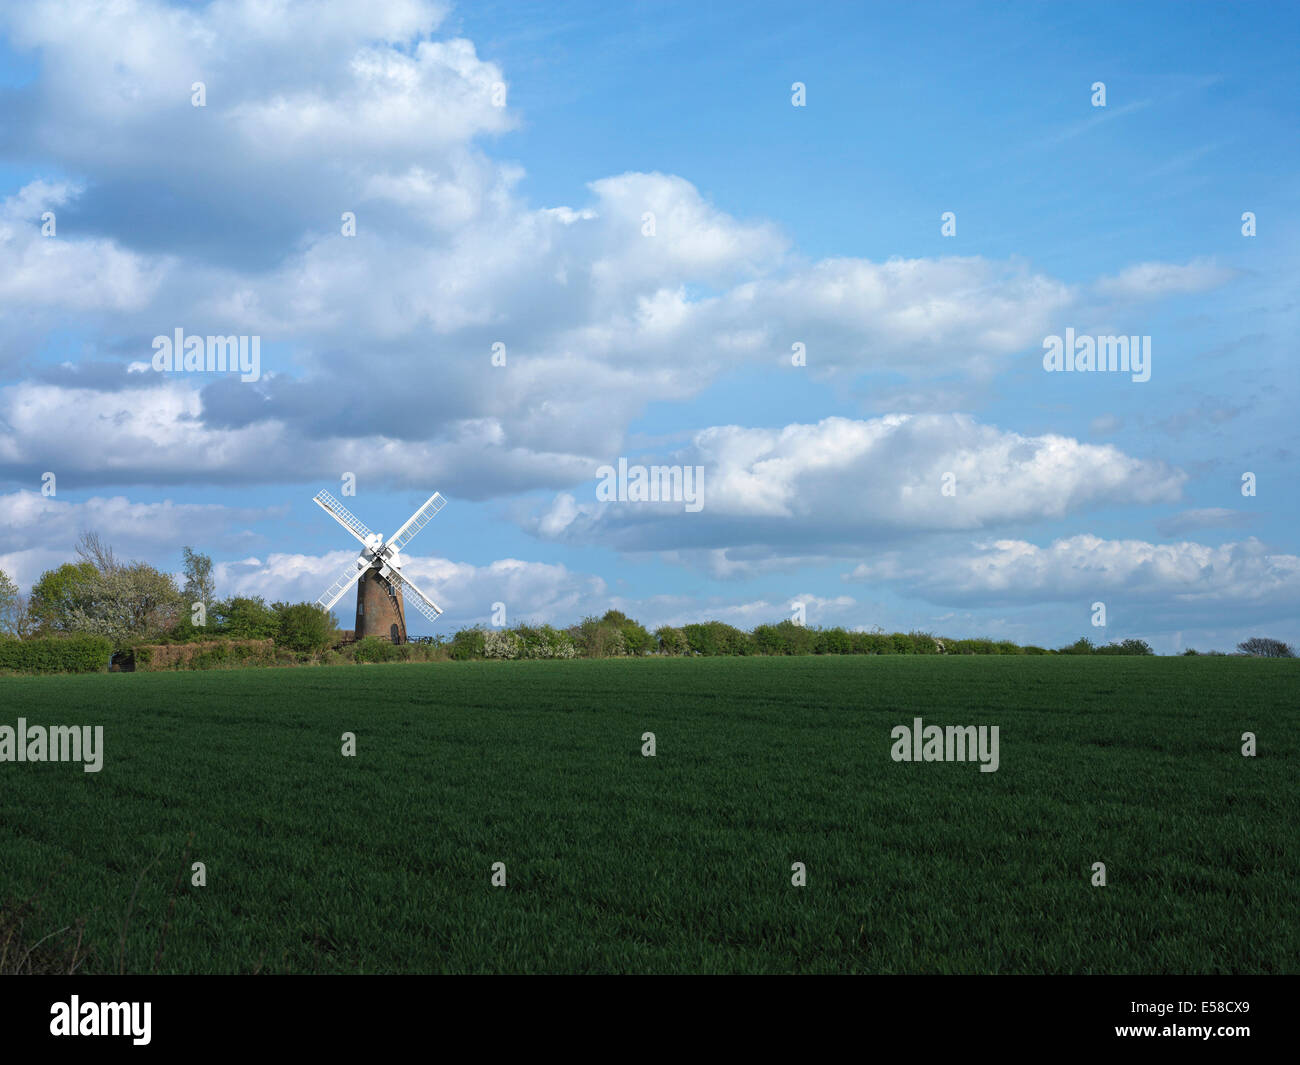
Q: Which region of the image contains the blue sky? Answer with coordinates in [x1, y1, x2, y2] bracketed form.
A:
[0, 0, 1296, 651]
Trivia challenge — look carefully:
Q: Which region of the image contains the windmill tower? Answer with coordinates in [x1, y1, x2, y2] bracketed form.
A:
[312, 490, 447, 643]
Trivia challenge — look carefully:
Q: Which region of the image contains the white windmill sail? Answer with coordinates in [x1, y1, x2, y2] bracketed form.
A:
[313, 491, 374, 548]
[386, 569, 443, 620]
[316, 554, 370, 610]
[387, 492, 446, 554]
[312, 488, 448, 633]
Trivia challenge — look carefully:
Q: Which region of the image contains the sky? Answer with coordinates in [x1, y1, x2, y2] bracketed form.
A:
[0, 0, 1296, 651]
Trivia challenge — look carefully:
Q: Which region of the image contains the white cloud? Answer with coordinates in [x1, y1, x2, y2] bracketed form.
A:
[0, 182, 164, 314]
[0, 382, 599, 497]
[531, 414, 1186, 555]
[0, 489, 277, 587]
[0, 1, 1218, 500]
[1092, 257, 1235, 301]
[847, 534, 1300, 610]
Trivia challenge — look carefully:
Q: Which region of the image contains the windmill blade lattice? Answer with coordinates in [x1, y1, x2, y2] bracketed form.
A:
[311, 489, 448, 641]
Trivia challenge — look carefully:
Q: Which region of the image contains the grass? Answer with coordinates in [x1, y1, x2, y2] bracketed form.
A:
[0, 655, 1296, 973]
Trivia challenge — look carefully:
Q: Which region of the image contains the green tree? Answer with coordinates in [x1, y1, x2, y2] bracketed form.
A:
[568, 615, 625, 657]
[181, 547, 216, 614]
[28, 561, 99, 633]
[682, 621, 752, 656]
[815, 627, 853, 655]
[214, 596, 280, 640]
[654, 625, 688, 655]
[1237, 637, 1295, 658]
[0, 569, 27, 638]
[603, 610, 652, 655]
[30, 534, 182, 645]
[66, 562, 183, 645]
[273, 602, 338, 653]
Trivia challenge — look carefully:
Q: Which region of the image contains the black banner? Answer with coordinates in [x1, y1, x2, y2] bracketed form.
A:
[0, 975, 1290, 1052]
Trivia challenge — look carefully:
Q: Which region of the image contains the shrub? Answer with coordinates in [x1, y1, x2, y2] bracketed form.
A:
[753, 620, 817, 655]
[851, 631, 891, 654]
[909, 632, 939, 655]
[353, 637, 400, 664]
[395, 642, 442, 662]
[1057, 637, 1095, 656]
[449, 628, 486, 660]
[603, 611, 653, 656]
[518, 624, 577, 659]
[680, 623, 710, 655]
[751, 624, 781, 654]
[814, 627, 853, 655]
[483, 629, 521, 660]
[1022, 645, 1051, 655]
[994, 641, 1024, 655]
[1092, 638, 1155, 656]
[889, 632, 916, 654]
[655, 625, 688, 656]
[159, 615, 211, 643]
[274, 602, 338, 654]
[214, 596, 280, 641]
[0, 635, 112, 674]
[123, 639, 276, 671]
[569, 617, 627, 657]
[683, 621, 752, 656]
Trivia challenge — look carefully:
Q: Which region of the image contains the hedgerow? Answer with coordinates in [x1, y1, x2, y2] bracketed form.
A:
[0, 635, 112, 674]
[0, 612, 1179, 673]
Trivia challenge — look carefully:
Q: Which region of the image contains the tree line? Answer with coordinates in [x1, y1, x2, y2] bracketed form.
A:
[0, 534, 337, 658]
[0, 534, 1294, 669]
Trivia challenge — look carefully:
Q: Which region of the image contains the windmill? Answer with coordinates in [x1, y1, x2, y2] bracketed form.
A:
[312, 489, 447, 643]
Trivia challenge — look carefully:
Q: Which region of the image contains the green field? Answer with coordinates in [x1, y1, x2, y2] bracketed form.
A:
[1, 656, 1296, 974]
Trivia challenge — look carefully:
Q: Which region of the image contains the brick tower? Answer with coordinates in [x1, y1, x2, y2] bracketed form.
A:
[354, 565, 407, 644]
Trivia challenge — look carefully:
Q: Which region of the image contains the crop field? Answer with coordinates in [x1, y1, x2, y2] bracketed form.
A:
[1, 656, 1296, 974]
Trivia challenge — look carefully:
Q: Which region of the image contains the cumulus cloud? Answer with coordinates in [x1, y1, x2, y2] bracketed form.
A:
[847, 534, 1300, 612]
[0, 380, 605, 496]
[0, 489, 278, 586]
[0, 4, 1219, 497]
[530, 414, 1186, 556]
[0, 181, 164, 335]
